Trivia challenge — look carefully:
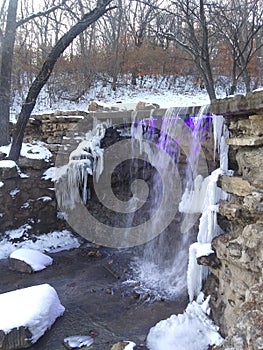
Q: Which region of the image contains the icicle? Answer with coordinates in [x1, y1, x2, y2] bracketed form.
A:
[55, 121, 107, 210]
[187, 114, 231, 302]
[212, 116, 224, 161]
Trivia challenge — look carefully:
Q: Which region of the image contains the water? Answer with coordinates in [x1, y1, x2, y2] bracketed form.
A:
[131, 106, 214, 299]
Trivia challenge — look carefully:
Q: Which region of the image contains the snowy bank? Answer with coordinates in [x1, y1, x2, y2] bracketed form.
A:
[0, 284, 65, 344]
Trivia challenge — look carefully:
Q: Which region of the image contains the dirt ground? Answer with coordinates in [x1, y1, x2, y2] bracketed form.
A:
[0, 246, 188, 350]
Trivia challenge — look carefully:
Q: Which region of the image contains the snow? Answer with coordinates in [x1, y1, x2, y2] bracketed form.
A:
[37, 196, 52, 202]
[147, 294, 223, 350]
[0, 227, 81, 260]
[10, 188, 20, 198]
[0, 141, 51, 161]
[63, 335, 94, 348]
[0, 160, 16, 168]
[124, 341, 136, 349]
[0, 284, 65, 343]
[9, 248, 53, 271]
[0, 181, 4, 188]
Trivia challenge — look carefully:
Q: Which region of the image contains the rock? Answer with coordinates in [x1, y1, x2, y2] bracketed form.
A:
[0, 326, 32, 350]
[243, 191, 263, 212]
[211, 90, 263, 116]
[88, 101, 104, 111]
[8, 258, 34, 273]
[0, 161, 18, 180]
[227, 136, 263, 146]
[236, 147, 263, 182]
[135, 101, 160, 110]
[218, 175, 253, 196]
[228, 114, 263, 137]
[0, 152, 7, 161]
[197, 252, 221, 269]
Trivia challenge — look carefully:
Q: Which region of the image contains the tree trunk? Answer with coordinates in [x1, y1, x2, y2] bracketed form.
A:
[0, 0, 18, 146]
[9, 0, 114, 162]
[199, 0, 216, 101]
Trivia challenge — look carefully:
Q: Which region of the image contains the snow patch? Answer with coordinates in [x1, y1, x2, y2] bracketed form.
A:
[10, 188, 20, 198]
[0, 160, 16, 168]
[0, 228, 80, 260]
[0, 141, 51, 161]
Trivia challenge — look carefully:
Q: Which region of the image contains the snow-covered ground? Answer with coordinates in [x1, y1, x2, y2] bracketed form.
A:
[0, 226, 81, 260]
[10, 76, 220, 120]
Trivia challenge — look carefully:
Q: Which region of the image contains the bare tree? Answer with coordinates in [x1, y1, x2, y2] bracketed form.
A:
[0, 0, 69, 146]
[125, 0, 162, 85]
[212, 0, 263, 94]
[0, 0, 18, 146]
[9, 0, 115, 162]
[154, 0, 217, 100]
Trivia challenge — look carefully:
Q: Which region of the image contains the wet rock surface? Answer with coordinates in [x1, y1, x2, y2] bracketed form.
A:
[0, 247, 188, 350]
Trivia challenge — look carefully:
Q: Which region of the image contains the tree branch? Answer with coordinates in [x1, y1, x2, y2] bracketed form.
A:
[16, 0, 68, 28]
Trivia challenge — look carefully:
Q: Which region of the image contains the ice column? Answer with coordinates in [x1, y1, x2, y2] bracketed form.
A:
[187, 115, 230, 302]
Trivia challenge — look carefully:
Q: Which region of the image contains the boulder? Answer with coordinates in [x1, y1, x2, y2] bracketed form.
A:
[218, 175, 253, 196]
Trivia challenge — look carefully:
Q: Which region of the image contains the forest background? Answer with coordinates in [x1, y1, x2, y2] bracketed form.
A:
[0, 0, 262, 152]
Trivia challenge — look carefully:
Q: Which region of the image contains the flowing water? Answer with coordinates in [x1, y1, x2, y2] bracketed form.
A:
[130, 106, 214, 300]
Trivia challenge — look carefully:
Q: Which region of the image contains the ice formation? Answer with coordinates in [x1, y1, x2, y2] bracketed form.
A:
[146, 293, 223, 350]
[55, 122, 108, 209]
[184, 115, 230, 301]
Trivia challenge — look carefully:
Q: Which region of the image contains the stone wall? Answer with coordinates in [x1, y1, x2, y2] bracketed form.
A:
[205, 91, 263, 349]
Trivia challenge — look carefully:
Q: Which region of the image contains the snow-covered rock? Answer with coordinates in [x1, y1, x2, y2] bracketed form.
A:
[0, 284, 65, 349]
[9, 248, 53, 273]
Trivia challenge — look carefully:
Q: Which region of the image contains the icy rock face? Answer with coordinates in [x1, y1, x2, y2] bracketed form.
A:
[203, 96, 263, 349]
